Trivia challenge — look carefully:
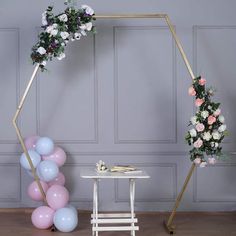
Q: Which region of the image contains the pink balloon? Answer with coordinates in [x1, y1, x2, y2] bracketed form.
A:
[28, 180, 48, 201]
[48, 172, 66, 187]
[24, 135, 40, 150]
[46, 185, 69, 210]
[42, 147, 67, 167]
[31, 206, 54, 229]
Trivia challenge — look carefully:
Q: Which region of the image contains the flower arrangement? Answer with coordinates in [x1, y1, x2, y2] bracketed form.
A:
[185, 76, 228, 167]
[31, 2, 96, 71]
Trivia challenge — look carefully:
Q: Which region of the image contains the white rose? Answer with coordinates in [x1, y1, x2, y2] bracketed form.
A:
[37, 46, 46, 55]
[60, 31, 70, 39]
[40, 61, 47, 66]
[57, 52, 66, 60]
[212, 131, 221, 140]
[201, 111, 209, 119]
[203, 132, 212, 141]
[190, 116, 198, 125]
[218, 124, 226, 133]
[42, 17, 47, 26]
[199, 162, 207, 168]
[219, 115, 225, 123]
[189, 129, 197, 137]
[79, 24, 87, 30]
[58, 14, 68, 22]
[85, 22, 93, 31]
[74, 32, 81, 40]
[81, 4, 94, 15]
[50, 29, 58, 36]
[211, 142, 219, 148]
[46, 25, 54, 34]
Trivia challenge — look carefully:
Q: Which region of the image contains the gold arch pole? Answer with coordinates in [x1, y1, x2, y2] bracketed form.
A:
[13, 14, 196, 233]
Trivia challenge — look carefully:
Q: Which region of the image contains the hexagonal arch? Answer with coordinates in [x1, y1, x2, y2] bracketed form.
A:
[13, 14, 196, 234]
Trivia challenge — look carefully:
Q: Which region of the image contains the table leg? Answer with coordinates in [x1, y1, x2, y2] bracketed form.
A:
[93, 179, 98, 236]
[129, 179, 136, 236]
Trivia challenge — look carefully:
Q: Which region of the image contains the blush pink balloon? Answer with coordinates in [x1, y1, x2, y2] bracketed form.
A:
[28, 180, 48, 201]
[48, 172, 66, 187]
[24, 135, 40, 150]
[31, 206, 54, 229]
[42, 147, 67, 167]
[46, 185, 69, 210]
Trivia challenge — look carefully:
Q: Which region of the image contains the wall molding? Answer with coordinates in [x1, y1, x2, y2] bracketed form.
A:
[193, 163, 236, 202]
[114, 162, 177, 202]
[0, 28, 20, 144]
[113, 26, 177, 144]
[36, 34, 98, 144]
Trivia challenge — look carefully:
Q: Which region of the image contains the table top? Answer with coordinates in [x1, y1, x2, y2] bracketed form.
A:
[80, 169, 150, 179]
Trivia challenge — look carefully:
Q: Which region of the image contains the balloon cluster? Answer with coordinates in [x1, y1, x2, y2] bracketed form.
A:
[20, 135, 78, 232]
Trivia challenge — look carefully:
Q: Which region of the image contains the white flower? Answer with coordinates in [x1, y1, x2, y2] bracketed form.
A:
[74, 32, 81, 40]
[211, 142, 219, 148]
[51, 29, 58, 36]
[194, 158, 201, 165]
[80, 30, 87, 36]
[58, 13, 68, 22]
[37, 46, 46, 55]
[71, 38, 75, 42]
[46, 25, 54, 34]
[203, 132, 212, 141]
[81, 4, 94, 15]
[79, 24, 87, 30]
[40, 61, 47, 66]
[61, 42, 65, 46]
[52, 23, 58, 28]
[60, 31, 70, 39]
[42, 18, 47, 26]
[219, 115, 225, 123]
[201, 111, 209, 119]
[212, 131, 221, 140]
[85, 22, 93, 31]
[57, 52, 66, 60]
[189, 129, 197, 137]
[199, 162, 207, 168]
[190, 116, 198, 125]
[218, 124, 226, 133]
[208, 105, 212, 110]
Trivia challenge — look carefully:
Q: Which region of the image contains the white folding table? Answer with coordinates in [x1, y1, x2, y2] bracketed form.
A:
[80, 169, 150, 236]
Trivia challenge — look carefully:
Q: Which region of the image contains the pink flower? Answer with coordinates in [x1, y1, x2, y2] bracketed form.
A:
[194, 157, 201, 165]
[213, 108, 221, 116]
[188, 86, 196, 96]
[208, 157, 216, 165]
[195, 98, 204, 107]
[199, 78, 206, 86]
[193, 138, 203, 148]
[208, 115, 216, 125]
[196, 123, 205, 132]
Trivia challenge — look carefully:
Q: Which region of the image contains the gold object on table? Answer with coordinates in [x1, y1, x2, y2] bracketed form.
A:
[13, 14, 195, 231]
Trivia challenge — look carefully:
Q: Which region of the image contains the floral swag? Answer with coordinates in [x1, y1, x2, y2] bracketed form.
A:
[31, 3, 96, 71]
[186, 76, 228, 167]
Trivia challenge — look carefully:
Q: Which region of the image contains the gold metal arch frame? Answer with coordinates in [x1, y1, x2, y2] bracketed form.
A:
[13, 14, 196, 234]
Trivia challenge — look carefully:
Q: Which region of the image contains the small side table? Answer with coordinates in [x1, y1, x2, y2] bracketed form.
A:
[80, 169, 150, 236]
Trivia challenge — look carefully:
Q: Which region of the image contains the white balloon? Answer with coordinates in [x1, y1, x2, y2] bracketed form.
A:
[37, 160, 59, 182]
[20, 150, 41, 170]
[53, 208, 78, 232]
[36, 137, 54, 155]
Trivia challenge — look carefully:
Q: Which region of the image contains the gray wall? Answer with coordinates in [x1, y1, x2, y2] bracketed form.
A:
[0, 0, 236, 211]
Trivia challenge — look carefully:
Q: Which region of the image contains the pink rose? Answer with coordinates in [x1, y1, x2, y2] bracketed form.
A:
[188, 86, 196, 96]
[199, 78, 206, 86]
[208, 115, 216, 125]
[195, 98, 204, 107]
[208, 157, 216, 165]
[196, 123, 205, 132]
[213, 109, 221, 116]
[194, 157, 201, 165]
[193, 138, 203, 148]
